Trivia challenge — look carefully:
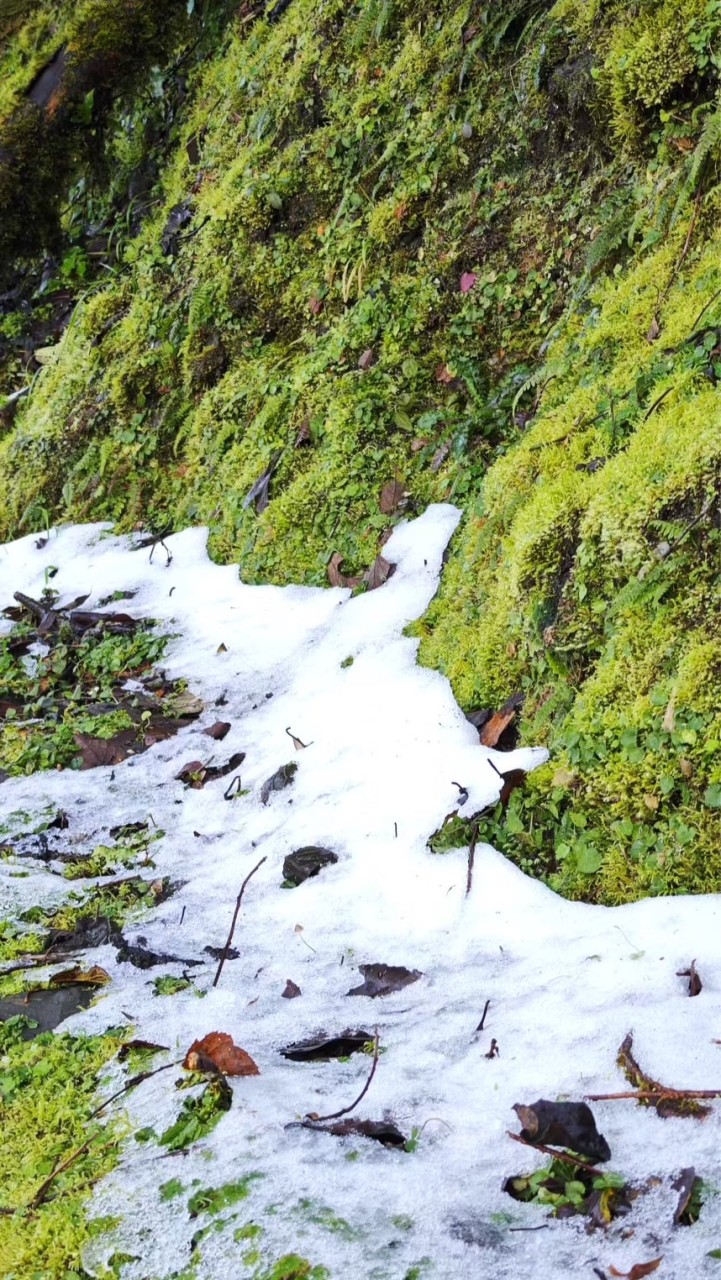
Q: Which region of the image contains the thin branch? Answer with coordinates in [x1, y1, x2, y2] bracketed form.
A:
[213, 855, 267, 987]
[305, 1028, 380, 1123]
[586, 1088, 721, 1102]
[506, 1130, 606, 1177]
[690, 283, 721, 333]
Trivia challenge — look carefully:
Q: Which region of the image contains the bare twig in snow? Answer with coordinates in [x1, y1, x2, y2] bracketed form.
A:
[213, 856, 267, 987]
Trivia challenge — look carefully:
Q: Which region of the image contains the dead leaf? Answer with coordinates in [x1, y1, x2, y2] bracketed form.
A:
[379, 480, 405, 514]
[552, 767, 577, 788]
[295, 419, 312, 447]
[243, 450, 282, 513]
[283, 846, 338, 886]
[358, 348, 374, 370]
[280, 1030, 374, 1061]
[308, 295, 324, 315]
[460, 271, 477, 293]
[676, 960, 702, 997]
[74, 730, 138, 769]
[672, 1167, 701, 1225]
[184, 1031, 259, 1076]
[646, 316, 661, 342]
[363, 554, 395, 591]
[203, 721, 231, 741]
[49, 965, 110, 986]
[302, 1117, 407, 1146]
[479, 696, 522, 748]
[217, 642, 228, 653]
[260, 761, 297, 804]
[662, 695, 676, 732]
[435, 363, 456, 384]
[281, 979, 302, 999]
[327, 552, 362, 589]
[167, 689, 204, 718]
[430, 444, 450, 472]
[346, 963, 422, 998]
[643, 794, 660, 812]
[679, 757, 694, 779]
[411, 437, 430, 452]
[609, 1259, 662, 1279]
[285, 726, 311, 750]
[513, 1099, 611, 1162]
[176, 752, 245, 788]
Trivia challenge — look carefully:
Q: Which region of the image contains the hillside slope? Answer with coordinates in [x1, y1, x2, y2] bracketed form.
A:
[1, 0, 720, 902]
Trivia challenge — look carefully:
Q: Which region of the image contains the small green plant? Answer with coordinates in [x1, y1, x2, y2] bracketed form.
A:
[153, 975, 191, 996]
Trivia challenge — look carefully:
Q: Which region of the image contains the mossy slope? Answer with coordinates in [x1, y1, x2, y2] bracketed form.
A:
[0, 0, 719, 901]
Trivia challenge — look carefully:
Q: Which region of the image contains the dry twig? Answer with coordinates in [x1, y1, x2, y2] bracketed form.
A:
[213, 855, 267, 987]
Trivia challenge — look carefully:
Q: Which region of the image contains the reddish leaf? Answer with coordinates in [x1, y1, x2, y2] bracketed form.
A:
[204, 721, 231, 741]
[358, 348, 375, 370]
[379, 481, 405, 514]
[676, 960, 702, 997]
[282, 979, 302, 999]
[308, 295, 324, 315]
[479, 702, 519, 748]
[460, 271, 477, 293]
[49, 965, 110, 986]
[609, 1259, 662, 1280]
[435, 363, 455, 384]
[184, 1031, 260, 1076]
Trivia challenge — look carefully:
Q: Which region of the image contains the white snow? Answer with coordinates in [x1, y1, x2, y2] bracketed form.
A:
[1, 507, 721, 1280]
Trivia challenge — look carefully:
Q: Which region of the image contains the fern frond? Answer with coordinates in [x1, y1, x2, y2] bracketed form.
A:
[670, 95, 721, 227]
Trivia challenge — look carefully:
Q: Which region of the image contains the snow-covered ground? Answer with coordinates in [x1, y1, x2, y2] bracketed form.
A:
[1, 508, 721, 1280]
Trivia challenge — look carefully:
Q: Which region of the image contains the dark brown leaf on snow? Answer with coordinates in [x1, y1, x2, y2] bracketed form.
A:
[281, 1030, 374, 1061]
[74, 730, 138, 769]
[283, 846, 338, 886]
[203, 721, 231, 741]
[109, 820, 147, 839]
[379, 480, 405, 514]
[49, 964, 110, 987]
[184, 1031, 260, 1076]
[358, 348, 375, 370]
[69, 609, 138, 633]
[303, 1117, 407, 1147]
[117, 1039, 169, 1061]
[177, 752, 246, 788]
[327, 552, 363, 589]
[513, 1099, 611, 1162]
[363, 554, 395, 591]
[609, 1259, 662, 1279]
[676, 959, 702, 997]
[282, 979, 302, 999]
[465, 708, 491, 732]
[346, 963, 422, 998]
[617, 1032, 711, 1118]
[44, 915, 123, 955]
[260, 761, 297, 804]
[203, 944, 240, 961]
[115, 939, 201, 970]
[672, 1167, 702, 1226]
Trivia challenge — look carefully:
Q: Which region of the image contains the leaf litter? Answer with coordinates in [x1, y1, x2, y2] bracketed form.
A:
[1, 511, 720, 1278]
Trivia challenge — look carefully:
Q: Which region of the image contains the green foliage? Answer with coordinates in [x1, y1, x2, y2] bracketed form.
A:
[507, 1154, 627, 1218]
[158, 1077, 233, 1151]
[0, 1020, 123, 1277]
[187, 1175, 263, 1218]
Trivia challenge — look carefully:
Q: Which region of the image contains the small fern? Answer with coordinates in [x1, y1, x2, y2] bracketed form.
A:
[670, 95, 721, 226]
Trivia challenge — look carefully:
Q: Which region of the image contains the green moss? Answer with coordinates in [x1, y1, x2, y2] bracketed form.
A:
[0, 1016, 123, 1279]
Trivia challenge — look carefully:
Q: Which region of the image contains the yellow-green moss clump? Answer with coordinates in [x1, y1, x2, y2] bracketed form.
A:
[0, 1017, 123, 1279]
[0, 0, 720, 901]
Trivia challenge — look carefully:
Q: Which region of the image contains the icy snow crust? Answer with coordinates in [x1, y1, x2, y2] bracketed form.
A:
[2, 506, 721, 1280]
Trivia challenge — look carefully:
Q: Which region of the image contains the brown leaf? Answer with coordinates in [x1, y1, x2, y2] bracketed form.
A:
[176, 752, 245, 788]
[676, 959, 702, 997]
[430, 444, 450, 472]
[379, 480, 405, 514]
[327, 552, 362, 589]
[302, 1117, 407, 1146]
[295, 419, 312, 447]
[50, 965, 110, 986]
[479, 707, 516, 748]
[617, 1032, 710, 1118]
[609, 1259, 662, 1279]
[410, 437, 430, 452]
[646, 315, 661, 342]
[512, 1099, 611, 1162]
[363, 554, 395, 591]
[281, 979, 302, 999]
[308, 296, 324, 316]
[358, 348, 375, 371]
[184, 1031, 259, 1076]
[74, 730, 138, 769]
[203, 721, 231, 741]
[346, 963, 422, 998]
[435, 363, 455, 384]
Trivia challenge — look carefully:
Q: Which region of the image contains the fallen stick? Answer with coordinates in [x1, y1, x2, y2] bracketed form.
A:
[586, 1088, 721, 1102]
[213, 855, 267, 987]
[305, 1028, 380, 1124]
[506, 1130, 606, 1177]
